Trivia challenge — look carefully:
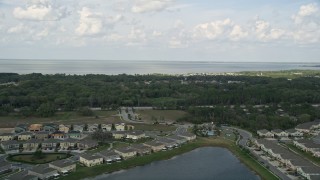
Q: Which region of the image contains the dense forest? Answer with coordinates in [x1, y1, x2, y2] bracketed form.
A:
[0, 72, 320, 131]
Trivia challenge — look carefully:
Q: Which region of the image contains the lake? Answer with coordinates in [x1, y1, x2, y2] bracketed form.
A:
[89, 147, 260, 180]
[0, 59, 319, 75]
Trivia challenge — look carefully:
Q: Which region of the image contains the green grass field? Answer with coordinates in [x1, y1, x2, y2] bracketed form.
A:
[59, 137, 277, 180]
[8, 153, 70, 164]
[133, 124, 176, 132]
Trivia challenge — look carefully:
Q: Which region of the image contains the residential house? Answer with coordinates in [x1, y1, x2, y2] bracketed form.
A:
[18, 132, 33, 141]
[126, 125, 135, 130]
[156, 138, 176, 149]
[49, 159, 76, 173]
[285, 129, 303, 137]
[296, 120, 320, 133]
[101, 124, 112, 132]
[79, 154, 103, 167]
[114, 146, 137, 159]
[178, 132, 196, 141]
[77, 138, 98, 150]
[0, 128, 14, 134]
[0, 140, 20, 151]
[42, 139, 60, 150]
[131, 144, 151, 155]
[6, 170, 38, 180]
[51, 131, 66, 140]
[271, 129, 288, 137]
[0, 133, 15, 142]
[60, 139, 78, 150]
[28, 124, 43, 132]
[67, 131, 82, 139]
[14, 124, 28, 133]
[143, 141, 165, 152]
[87, 124, 98, 132]
[126, 131, 145, 140]
[297, 166, 320, 180]
[97, 150, 121, 163]
[167, 135, 187, 145]
[43, 124, 58, 132]
[34, 132, 50, 140]
[0, 161, 13, 174]
[257, 129, 274, 138]
[115, 123, 125, 131]
[22, 139, 41, 151]
[73, 125, 84, 133]
[112, 131, 127, 139]
[28, 164, 58, 180]
[59, 124, 70, 133]
[293, 139, 320, 157]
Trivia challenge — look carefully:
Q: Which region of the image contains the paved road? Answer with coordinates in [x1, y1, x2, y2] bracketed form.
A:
[119, 107, 144, 124]
[232, 127, 291, 180]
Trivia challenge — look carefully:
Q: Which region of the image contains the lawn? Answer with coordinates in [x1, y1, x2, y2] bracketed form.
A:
[133, 124, 176, 132]
[136, 110, 188, 123]
[59, 137, 278, 180]
[8, 153, 70, 164]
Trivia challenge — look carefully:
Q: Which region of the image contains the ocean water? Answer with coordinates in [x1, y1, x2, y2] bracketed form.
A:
[0, 59, 319, 75]
[90, 147, 260, 180]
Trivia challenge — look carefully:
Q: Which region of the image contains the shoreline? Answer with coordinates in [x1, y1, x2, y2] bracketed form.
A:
[59, 137, 278, 180]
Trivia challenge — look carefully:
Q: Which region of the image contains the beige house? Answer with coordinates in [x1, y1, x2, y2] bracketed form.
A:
[0, 133, 15, 142]
[59, 124, 70, 133]
[79, 154, 103, 167]
[114, 146, 137, 159]
[101, 124, 112, 132]
[178, 132, 196, 141]
[18, 132, 33, 141]
[28, 124, 43, 132]
[49, 159, 76, 173]
[257, 129, 274, 138]
[28, 164, 58, 180]
[271, 129, 288, 137]
[293, 139, 320, 157]
[22, 139, 41, 150]
[126, 131, 145, 140]
[285, 129, 303, 137]
[112, 131, 127, 139]
[143, 141, 165, 152]
[60, 139, 78, 150]
[115, 123, 125, 131]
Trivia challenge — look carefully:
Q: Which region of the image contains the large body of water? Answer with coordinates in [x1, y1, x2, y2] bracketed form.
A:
[90, 147, 260, 180]
[0, 59, 319, 75]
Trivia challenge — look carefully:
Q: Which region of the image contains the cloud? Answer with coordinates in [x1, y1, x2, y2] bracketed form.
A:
[75, 7, 104, 36]
[192, 19, 234, 40]
[131, 0, 173, 13]
[7, 24, 31, 34]
[298, 3, 318, 17]
[13, 0, 68, 21]
[229, 25, 248, 41]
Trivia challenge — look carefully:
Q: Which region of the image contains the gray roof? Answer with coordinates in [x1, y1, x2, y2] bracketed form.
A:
[62, 138, 79, 143]
[98, 150, 119, 158]
[299, 165, 320, 174]
[167, 135, 186, 141]
[127, 131, 144, 136]
[296, 139, 320, 149]
[296, 120, 320, 130]
[0, 133, 14, 136]
[29, 164, 57, 174]
[7, 171, 37, 180]
[0, 161, 11, 168]
[143, 141, 164, 147]
[257, 129, 269, 134]
[115, 146, 137, 154]
[43, 138, 61, 144]
[178, 132, 195, 137]
[19, 132, 33, 136]
[35, 131, 50, 135]
[50, 159, 75, 168]
[157, 137, 176, 144]
[285, 129, 299, 133]
[1, 140, 20, 146]
[80, 153, 102, 161]
[24, 139, 42, 144]
[271, 129, 284, 133]
[131, 144, 151, 151]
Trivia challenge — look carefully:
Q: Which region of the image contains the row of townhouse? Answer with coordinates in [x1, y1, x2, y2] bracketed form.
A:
[6, 159, 76, 180]
[14, 123, 134, 134]
[254, 139, 320, 180]
[0, 130, 84, 142]
[257, 129, 303, 138]
[79, 132, 197, 167]
[293, 139, 320, 157]
[0, 137, 98, 152]
[112, 131, 146, 140]
[295, 120, 320, 134]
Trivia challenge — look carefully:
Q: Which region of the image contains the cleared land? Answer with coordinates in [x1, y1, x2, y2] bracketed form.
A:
[59, 137, 277, 180]
[133, 124, 176, 132]
[136, 110, 188, 123]
[0, 110, 120, 128]
[8, 153, 70, 164]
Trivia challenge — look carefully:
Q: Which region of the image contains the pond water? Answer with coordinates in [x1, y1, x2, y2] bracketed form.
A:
[90, 147, 260, 180]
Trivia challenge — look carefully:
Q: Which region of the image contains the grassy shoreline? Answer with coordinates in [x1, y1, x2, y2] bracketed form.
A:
[59, 137, 278, 180]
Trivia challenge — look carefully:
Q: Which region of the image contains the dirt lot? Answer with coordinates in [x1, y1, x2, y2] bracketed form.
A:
[136, 110, 188, 123]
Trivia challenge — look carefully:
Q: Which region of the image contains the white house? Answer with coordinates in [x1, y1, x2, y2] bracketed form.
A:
[257, 129, 274, 138]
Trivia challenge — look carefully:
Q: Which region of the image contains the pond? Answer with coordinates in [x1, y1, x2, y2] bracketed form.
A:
[90, 147, 260, 180]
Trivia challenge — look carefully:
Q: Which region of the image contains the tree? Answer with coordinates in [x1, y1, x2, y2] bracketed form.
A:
[111, 123, 116, 131]
[125, 125, 128, 131]
[84, 124, 88, 131]
[33, 150, 44, 159]
[37, 103, 56, 117]
[78, 107, 94, 116]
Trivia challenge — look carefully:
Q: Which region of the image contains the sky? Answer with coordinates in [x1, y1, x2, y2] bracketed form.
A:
[0, 0, 320, 62]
